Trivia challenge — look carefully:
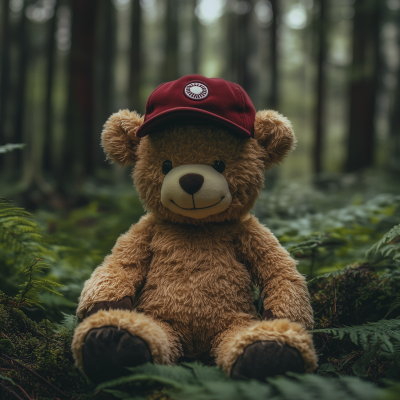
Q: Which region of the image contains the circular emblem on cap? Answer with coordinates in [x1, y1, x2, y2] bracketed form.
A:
[184, 82, 209, 101]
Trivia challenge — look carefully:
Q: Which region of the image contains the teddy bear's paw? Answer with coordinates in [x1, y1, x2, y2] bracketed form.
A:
[230, 340, 304, 381]
[82, 326, 153, 385]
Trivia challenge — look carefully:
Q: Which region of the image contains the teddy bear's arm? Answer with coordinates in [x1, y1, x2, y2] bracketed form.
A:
[237, 216, 314, 330]
[76, 214, 155, 319]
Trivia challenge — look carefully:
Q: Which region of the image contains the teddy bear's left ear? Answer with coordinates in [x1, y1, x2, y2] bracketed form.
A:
[254, 110, 297, 169]
[101, 109, 144, 167]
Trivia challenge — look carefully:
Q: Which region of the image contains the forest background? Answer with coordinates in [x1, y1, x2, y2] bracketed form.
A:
[1, 0, 400, 399]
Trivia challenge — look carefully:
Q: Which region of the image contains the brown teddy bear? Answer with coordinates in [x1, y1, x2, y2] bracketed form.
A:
[72, 75, 317, 385]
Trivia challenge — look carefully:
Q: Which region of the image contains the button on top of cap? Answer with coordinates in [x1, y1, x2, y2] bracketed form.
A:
[184, 82, 209, 101]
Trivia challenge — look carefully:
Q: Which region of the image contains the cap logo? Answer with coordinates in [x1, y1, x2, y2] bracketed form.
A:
[184, 82, 209, 101]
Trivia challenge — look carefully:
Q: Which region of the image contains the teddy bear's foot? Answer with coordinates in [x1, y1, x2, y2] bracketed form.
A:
[82, 326, 152, 385]
[230, 340, 304, 381]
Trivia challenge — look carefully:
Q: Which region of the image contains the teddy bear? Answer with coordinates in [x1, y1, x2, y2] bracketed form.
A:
[72, 75, 317, 385]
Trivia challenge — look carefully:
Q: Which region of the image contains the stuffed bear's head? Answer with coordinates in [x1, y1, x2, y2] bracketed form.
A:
[101, 75, 296, 225]
[101, 109, 296, 225]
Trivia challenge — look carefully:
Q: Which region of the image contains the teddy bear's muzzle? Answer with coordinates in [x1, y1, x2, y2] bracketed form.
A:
[161, 164, 232, 219]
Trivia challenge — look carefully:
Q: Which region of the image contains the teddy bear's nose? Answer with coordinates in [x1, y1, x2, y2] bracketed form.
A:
[179, 173, 204, 195]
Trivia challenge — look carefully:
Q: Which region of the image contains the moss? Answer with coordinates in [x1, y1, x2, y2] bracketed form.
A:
[0, 304, 91, 399]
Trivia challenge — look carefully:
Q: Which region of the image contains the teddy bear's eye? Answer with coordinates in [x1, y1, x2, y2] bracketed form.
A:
[162, 160, 173, 175]
[212, 160, 225, 173]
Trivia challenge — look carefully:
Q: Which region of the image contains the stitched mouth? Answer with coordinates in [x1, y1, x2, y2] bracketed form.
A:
[171, 196, 225, 210]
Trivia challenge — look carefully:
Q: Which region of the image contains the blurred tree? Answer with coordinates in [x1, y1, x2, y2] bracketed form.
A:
[163, 0, 179, 82]
[389, 9, 400, 173]
[345, 0, 382, 172]
[313, 0, 327, 175]
[43, 1, 59, 172]
[269, 0, 278, 109]
[226, 0, 252, 92]
[0, 0, 11, 149]
[129, 0, 142, 112]
[226, 2, 238, 83]
[192, 0, 200, 74]
[237, 1, 252, 92]
[65, 0, 99, 181]
[12, 1, 28, 170]
[96, 0, 116, 168]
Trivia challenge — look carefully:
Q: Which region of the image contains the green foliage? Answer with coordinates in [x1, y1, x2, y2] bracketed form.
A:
[0, 197, 48, 262]
[313, 319, 400, 352]
[256, 185, 400, 277]
[385, 295, 400, 318]
[365, 223, 400, 265]
[14, 258, 63, 308]
[0, 143, 26, 154]
[0, 339, 14, 355]
[95, 362, 393, 400]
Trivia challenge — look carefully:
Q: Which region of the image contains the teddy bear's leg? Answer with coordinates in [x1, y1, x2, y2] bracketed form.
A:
[72, 309, 182, 384]
[212, 318, 317, 381]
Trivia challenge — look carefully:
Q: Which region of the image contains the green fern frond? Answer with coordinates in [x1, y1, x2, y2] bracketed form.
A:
[14, 258, 63, 308]
[0, 198, 49, 261]
[366, 223, 400, 261]
[385, 295, 400, 318]
[97, 363, 385, 400]
[313, 319, 400, 352]
[57, 312, 78, 334]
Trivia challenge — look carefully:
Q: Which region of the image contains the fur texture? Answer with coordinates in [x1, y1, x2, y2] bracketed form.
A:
[254, 110, 297, 169]
[73, 109, 317, 375]
[215, 319, 317, 374]
[101, 109, 143, 166]
[72, 309, 182, 374]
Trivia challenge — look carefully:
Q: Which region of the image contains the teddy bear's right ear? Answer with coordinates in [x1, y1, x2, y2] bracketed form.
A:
[101, 109, 144, 167]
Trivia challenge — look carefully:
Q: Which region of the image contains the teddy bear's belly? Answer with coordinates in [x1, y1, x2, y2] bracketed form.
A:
[136, 250, 258, 355]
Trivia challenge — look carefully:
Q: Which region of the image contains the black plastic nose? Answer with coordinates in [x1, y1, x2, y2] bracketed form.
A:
[179, 173, 204, 195]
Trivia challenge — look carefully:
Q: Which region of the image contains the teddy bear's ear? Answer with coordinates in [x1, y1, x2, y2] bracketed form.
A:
[101, 109, 144, 167]
[254, 110, 297, 169]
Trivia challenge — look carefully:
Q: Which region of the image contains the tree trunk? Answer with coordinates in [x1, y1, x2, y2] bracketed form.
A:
[227, 6, 238, 83]
[236, 2, 252, 92]
[389, 11, 400, 173]
[313, 0, 327, 175]
[0, 0, 11, 148]
[162, 0, 179, 82]
[64, 0, 98, 181]
[12, 1, 28, 168]
[269, 0, 278, 109]
[129, 0, 142, 112]
[192, 0, 200, 74]
[93, 0, 116, 170]
[345, 0, 381, 172]
[43, 1, 59, 172]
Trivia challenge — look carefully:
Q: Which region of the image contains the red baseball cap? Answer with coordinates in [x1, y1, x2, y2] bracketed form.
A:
[136, 74, 256, 138]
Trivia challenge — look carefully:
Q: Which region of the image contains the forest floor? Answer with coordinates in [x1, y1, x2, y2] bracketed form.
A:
[1, 170, 400, 399]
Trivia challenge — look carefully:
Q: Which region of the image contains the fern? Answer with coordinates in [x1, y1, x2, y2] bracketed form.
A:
[365, 223, 400, 262]
[385, 295, 400, 318]
[0, 198, 49, 262]
[313, 319, 400, 353]
[14, 258, 63, 308]
[96, 363, 387, 400]
[0, 143, 25, 154]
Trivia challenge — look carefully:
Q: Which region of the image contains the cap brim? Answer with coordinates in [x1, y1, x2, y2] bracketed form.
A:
[136, 107, 253, 138]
